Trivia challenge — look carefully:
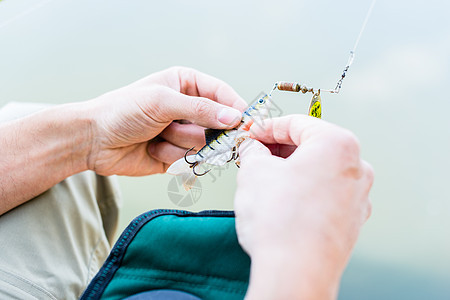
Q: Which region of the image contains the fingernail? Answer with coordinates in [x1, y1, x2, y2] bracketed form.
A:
[218, 108, 242, 126]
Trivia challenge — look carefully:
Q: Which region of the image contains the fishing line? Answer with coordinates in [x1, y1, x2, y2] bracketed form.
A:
[325, 0, 377, 94]
[270, 0, 377, 97]
[352, 0, 377, 54]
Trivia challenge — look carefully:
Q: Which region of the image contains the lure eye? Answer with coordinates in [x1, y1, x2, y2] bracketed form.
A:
[258, 98, 265, 104]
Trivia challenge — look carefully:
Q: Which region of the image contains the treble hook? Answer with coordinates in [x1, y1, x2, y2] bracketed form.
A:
[184, 147, 210, 176]
[226, 147, 236, 163]
[192, 162, 210, 176]
[184, 147, 196, 165]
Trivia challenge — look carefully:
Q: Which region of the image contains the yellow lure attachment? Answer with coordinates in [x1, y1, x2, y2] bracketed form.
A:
[308, 91, 321, 119]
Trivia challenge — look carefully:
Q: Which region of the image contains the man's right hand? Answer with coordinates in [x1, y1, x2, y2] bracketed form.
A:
[234, 115, 374, 300]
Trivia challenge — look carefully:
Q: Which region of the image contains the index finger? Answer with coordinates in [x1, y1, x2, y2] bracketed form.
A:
[249, 114, 331, 146]
[141, 67, 248, 112]
[249, 114, 360, 162]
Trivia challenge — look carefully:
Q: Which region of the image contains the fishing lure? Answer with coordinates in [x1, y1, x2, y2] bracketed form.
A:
[270, 82, 322, 118]
[167, 0, 376, 190]
[167, 94, 273, 190]
[167, 90, 320, 191]
[167, 48, 355, 191]
[167, 62, 351, 191]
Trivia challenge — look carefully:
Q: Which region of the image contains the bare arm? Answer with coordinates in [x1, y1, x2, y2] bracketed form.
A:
[0, 103, 91, 213]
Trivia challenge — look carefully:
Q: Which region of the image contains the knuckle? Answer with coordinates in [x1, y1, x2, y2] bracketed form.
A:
[336, 130, 360, 153]
[327, 129, 361, 162]
[166, 65, 185, 74]
[321, 129, 365, 179]
[148, 85, 166, 102]
[173, 66, 196, 80]
[163, 66, 193, 89]
[140, 86, 169, 121]
[179, 67, 198, 92]
[191, 98, 212, 119]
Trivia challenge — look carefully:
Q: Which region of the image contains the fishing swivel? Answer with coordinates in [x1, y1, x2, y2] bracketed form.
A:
[184, 147, 211, 176]
[273, 81, 316, 94]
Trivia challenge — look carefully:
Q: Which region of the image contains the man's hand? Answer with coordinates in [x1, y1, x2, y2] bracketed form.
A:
[234, 115, 374, 300]
[85, 66, 247, 176]
[0, 67, 246, 214]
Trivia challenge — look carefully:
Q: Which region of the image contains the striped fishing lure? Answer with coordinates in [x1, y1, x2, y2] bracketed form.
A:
[167, 91, 322, 191]
[166, 94, 273, 190]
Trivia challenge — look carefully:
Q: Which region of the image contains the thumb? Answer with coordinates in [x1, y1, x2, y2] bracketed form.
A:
[151, 87, 243, 129]
[238, 139, 271, 162]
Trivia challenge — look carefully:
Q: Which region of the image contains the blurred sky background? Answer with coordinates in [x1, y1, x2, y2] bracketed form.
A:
[1, 0, 450, 299]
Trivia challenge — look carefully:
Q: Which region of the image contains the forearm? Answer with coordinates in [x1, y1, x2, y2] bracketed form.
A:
[0, 102, 91, 214]
[245, 247, 342, 300]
